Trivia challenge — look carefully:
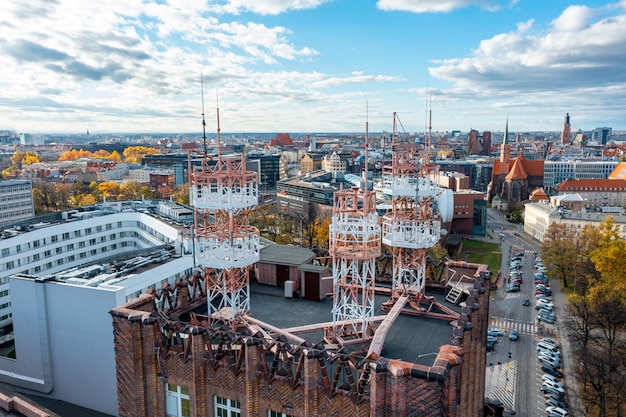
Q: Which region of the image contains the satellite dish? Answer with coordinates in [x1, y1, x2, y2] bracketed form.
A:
[437, 188, 454, 222]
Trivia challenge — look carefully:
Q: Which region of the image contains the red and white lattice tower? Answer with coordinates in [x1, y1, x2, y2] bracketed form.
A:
[189, 105, 259, 327]
[381, 112, 452, 307]
[325, 120, 381, 347]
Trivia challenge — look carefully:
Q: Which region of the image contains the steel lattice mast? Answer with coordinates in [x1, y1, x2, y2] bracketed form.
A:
[325, 113, 381, 347]
[381, 112, 445, 307]
[189, 82, 260, 328]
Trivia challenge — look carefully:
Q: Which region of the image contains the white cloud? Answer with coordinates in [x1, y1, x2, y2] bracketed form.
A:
[220, 0, 332, 15]
[376, 0, 505, 13]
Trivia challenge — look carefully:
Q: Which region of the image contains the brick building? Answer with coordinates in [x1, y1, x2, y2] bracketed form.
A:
[110, 268, 491, 417]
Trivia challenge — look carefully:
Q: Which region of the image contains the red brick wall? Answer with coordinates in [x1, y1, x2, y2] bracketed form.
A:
[111, 279, 489, 417]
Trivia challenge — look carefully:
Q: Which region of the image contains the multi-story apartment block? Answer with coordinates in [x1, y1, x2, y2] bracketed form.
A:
[0, 180, 35, 228]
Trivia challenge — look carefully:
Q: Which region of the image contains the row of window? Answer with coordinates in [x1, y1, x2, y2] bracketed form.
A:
[166, 385, 292, 417]
[4, 241, 134, 274]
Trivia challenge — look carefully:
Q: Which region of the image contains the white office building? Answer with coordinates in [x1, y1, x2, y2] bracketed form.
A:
[0, 206, 195, 415]
[0, 180, 34, 228]
[524, 200, 626, 242]
[543, 160, 618, 194]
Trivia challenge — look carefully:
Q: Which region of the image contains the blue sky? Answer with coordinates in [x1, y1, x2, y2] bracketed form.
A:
[1, 0, 626, 134]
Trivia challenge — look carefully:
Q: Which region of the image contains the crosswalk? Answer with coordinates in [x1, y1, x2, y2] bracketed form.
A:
[485, 359, 517, 410]
[490, 316, 537, 335]
[504, 292, 522, 299]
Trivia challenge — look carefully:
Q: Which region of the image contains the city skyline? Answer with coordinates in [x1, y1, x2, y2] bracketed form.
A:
[1, 0, 626, 134]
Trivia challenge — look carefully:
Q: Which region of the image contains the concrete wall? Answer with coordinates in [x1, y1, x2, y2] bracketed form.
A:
[1, 276, 126, 416]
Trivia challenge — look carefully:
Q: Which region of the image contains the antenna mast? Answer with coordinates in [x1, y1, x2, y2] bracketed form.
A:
[216, 90, 221, 158]
[201, 74, 208, 155]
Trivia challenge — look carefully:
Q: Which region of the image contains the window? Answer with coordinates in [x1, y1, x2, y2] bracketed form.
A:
[1, 248, 8, 257]
[67, 244, 74, 251]
[51, 235, 58, 243]
[86, 228, 92, 235]
[56, 247, 63, 254]
[96, 226, 102, 232]
[62, 232, 70, 240]
[166, 384, 190, 417]
[215, 396, 240, 417]
[269, 412, 294, 417]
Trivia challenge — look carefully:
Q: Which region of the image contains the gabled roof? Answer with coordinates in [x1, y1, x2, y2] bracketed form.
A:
[529, 188, 549, 201]
[505, 157, 528, 180]
[556, 178, 626, 191]
[270, 133, 293, 147]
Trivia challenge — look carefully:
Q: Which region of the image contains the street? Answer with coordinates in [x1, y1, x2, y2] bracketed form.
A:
[483, 209, 571, 417]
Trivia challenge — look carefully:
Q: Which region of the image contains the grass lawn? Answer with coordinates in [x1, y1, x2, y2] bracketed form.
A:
[458, 239, 502, 275]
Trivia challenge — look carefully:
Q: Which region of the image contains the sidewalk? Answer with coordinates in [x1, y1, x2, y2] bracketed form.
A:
[549, 279, 584, 417]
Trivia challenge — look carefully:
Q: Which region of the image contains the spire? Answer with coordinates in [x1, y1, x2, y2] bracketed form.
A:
[503, 117, 509, 145]
[500, 117, 511, 164]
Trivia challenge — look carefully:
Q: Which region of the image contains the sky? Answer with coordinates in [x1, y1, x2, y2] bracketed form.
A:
[1, 0, 626, 135]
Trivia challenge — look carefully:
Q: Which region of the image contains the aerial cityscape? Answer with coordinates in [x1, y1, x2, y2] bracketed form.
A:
[1, 1, 626, 417]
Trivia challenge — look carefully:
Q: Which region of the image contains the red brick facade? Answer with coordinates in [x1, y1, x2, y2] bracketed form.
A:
[110, 273, 490, 417]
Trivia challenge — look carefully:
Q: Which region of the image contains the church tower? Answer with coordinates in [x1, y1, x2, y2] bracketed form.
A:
[561, 113, 571, 146]
[500, 118, 511, 163]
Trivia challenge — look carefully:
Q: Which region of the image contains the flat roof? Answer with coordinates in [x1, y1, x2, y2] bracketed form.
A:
[247, 281, 460, 366]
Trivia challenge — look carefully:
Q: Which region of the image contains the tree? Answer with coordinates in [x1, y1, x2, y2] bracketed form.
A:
[540, 223, 579, 288]
[11, 151, 39, 168]
[53, 184, 73, 210]
[120, 180, 152, 200]
[123, 146, 160, 163]
[70, 193, 97, 207]
[97, 182, 121, 200]
[58, 149, 92, 161]
[170, 185, 189, 204]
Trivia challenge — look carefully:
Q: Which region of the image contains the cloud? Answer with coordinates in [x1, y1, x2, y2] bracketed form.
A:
[428, 4, 626, 96]
[220, 0, 332, 15]
[376, 0, 509, 13]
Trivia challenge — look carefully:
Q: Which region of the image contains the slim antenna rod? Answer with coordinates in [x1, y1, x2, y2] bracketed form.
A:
[201, 74, 208, 155]
[216, 90, 221, 158]
[427, 108, 432, 165]
[364, 101, 370, 212]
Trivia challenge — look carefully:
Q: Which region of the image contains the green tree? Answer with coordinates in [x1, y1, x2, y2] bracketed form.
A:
[540, 223, 579, 288]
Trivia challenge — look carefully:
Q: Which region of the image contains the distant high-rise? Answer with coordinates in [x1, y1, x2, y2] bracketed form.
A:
[482, 131, 492, 156]
[561, 113, 571, 146]
[591, 127, 612, 145]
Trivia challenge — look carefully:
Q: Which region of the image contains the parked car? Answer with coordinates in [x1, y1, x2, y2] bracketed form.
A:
[546, 397, 568, 411]
[487, 335, 497, 344]
[488, 328, 504, 337]
[542, 364, 563, 378]
[509, 329, 519, 341]
[540, 355, 561, 368]
[542, 374, 564, 386]
[543, 380, 565, 393]
[546, 406, 569, 417]
[540, 338, 560, 347]
[506, 285, 521, 293]
[486, 343, 495, 352]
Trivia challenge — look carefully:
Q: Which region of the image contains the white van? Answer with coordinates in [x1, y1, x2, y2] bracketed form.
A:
[537, 341, 560, 355]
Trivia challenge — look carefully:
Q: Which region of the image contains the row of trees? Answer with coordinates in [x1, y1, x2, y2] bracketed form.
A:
[32, 180, 159, 214]
[56, 146, 160, 163]
[540, 220, 626, 417]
